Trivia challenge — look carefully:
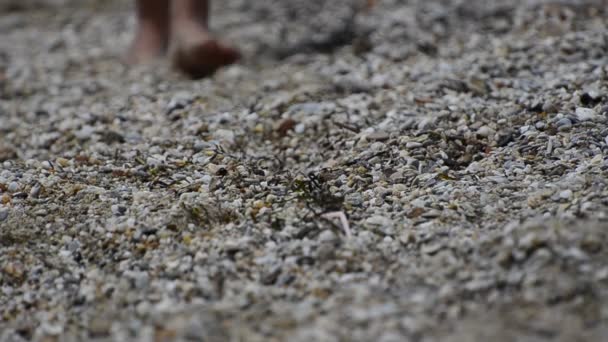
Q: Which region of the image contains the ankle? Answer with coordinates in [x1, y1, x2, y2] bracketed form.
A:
[171, 20, 209, 39]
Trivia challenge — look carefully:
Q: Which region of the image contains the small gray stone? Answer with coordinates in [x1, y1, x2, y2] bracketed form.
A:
[542, 101, 558, 113]
[38, 160, 50, 170]
[295, 123, 306, 134]
[535, 121, 546, 130]
[319, 229, 337, 243]
[0, 208, 8, 222]
[166, 92, 193, 113]
[476, 125, 495, 138]
[575, 107, 597, 121]
[368, 131, 390, 141]
[559, 189, 573, 200]
[7, 181, 19, 193]
[0, 144, 18, 162]
[214, 129, 235, 144]
[111, 204, 127, 216]
[29, 184, 41, 198]
[556, 118, 572, 131]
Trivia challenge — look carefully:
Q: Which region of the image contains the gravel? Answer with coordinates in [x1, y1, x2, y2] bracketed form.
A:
[1, 0, 608, 341]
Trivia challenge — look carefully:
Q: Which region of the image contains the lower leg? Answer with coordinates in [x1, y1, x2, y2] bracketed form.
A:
[171, 0, 209, 30]
[170, 0, 240, 78]
[128, 0, 170, 64]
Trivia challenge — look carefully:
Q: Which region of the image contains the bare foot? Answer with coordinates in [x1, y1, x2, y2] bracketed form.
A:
[127, 25, 168, 64]
[171, 25, 240, 79]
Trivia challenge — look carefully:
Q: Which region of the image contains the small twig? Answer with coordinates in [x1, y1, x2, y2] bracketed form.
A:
[333, 120, 361, 133]
[321, 211, 352, 238]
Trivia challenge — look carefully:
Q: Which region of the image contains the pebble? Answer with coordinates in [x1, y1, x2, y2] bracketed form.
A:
[295, 123, 306, 134]
[0, 208, 8, 222]
[74, 125, 95, 140]
[0, 144, 18, 162]
[365, 215, 393, 227]
[214, 129, 235, 144]
[535, 121, 546, 130]
[575, 107, 597, 121]
[406, 142, 423, 149]
[111, 204, 127, 216]
[368, 131, 390, 141]
[319, 230, 337, 243]
[559, 189, 573, 200]
[7, 181, 19, 193]
[41, 160, 53, 170]
[542, 101, 558, 113]
[146, 156, 163, 167]
[166, 92, 192, 113]
[29, 184, 41, 198]
[88, 317, 112, 338]
[56, 157, 70, 167]
[476, 125, 495, 138]
[556, 118, 572, 131]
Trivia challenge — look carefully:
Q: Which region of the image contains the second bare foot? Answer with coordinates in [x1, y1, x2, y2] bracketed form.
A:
[171, 26, 240, 79]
